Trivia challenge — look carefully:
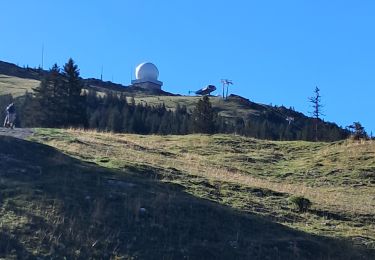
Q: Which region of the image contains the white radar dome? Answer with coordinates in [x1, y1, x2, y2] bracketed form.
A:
[135, 62, 159, 80]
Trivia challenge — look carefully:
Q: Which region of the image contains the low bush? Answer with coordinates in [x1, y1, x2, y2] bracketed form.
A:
[288, 195, 312, 212]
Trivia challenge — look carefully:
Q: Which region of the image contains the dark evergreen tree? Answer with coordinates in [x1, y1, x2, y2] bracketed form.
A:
[234, 118, 245, 135]
[89, 109, 101, 129]
[62, 58, 87, 127]
[29, 64, 65, 127]
[179, 114, 189, 134]
[158, 112, 172, 135]
[191, 96, 216, 134]
[309, 87, 324, 141]
[107, 106, 122, 132]
[14, 92, 33, 127]
[347, 122, 368, 140]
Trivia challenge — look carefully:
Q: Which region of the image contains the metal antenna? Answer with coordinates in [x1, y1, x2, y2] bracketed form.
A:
[41, 44, 44, 69]
[221, 79, 233, 99]
[101, 65, 103, 81]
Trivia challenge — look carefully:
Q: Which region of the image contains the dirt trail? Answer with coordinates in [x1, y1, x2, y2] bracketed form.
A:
[0, 127, 34, 139]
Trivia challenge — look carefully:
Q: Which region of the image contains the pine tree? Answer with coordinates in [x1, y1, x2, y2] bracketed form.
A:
[180, 115, 189, 135]
[347, 122, 368, 140]
[158, 112, 172, 135]
[191, 96, 216, 134]
[62, 58, 87, 127]
[309, 87, 324, 141]
[121, 105, 131, 132]
[89, 110, 100, 129]
[107, 106, 122, 132]
[234, 118, 245, 135]
[31, 64, 64, 127]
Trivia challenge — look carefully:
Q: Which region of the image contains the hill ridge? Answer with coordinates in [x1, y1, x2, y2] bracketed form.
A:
[0, 59, 349, 141]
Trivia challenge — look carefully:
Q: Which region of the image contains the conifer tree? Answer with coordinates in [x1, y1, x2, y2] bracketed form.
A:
[192, 96, 216, 134]
[348, 122, 368, 140]
[89, 109, 100, 129]
[107, 106, 122, 132]
[62, 58, 87, 127]
[32, 64, 64, 126]
[309, 87, 324, 141]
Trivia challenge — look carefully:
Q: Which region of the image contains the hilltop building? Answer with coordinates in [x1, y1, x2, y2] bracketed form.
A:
[131, 62, 163, 90]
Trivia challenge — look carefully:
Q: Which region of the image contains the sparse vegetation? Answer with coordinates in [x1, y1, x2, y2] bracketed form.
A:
[22, 129, 375, 256]
[288, 195, 312, 212]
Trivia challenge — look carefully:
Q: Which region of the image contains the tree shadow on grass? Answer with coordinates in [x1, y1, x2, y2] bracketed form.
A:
[0, 136, 373, 259]
[0, 231, 32, 259]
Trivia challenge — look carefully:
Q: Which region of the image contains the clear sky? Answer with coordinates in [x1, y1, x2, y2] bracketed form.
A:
[1, 0, 374, 133]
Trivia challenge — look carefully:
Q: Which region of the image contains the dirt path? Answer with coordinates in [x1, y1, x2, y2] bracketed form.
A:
[0, 127, 34, 139]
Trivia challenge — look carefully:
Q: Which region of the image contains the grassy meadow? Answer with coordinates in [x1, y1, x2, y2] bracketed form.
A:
[0, 128, 366, 258]
[31, 129, 375, 236]
[0, 74, 40, 97]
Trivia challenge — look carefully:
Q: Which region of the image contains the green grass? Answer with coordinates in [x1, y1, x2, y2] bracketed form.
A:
[0, 127, 374, 258]
[18, 129, 374, 257]
[0, 74, 40, 97]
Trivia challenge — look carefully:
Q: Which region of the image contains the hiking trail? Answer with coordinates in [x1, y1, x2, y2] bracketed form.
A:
[0, 127, 34, 139]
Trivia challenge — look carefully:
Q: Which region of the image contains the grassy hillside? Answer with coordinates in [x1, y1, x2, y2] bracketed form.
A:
[0, 73, 259, 119]
[0, 61, 349, 141]
[0, 74, 39, 97]
[0, 73, 257, 119]
[1, 129, 372, 258]
[132, 95, 263, 119]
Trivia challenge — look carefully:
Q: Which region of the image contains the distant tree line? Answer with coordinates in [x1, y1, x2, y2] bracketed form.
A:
[85, 92, 192, 135]
[1, 58, 353, 141]
[226, 110, 348, 141]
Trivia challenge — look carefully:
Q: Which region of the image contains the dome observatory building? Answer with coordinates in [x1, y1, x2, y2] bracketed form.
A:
[131, 62, 163, 90]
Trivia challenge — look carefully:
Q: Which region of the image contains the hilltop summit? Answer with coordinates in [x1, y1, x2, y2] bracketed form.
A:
[0, 59, 348, 141]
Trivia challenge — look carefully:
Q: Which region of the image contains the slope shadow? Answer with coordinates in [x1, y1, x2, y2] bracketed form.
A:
[0, 136, 373, 259]
[0, 231, 32, 259]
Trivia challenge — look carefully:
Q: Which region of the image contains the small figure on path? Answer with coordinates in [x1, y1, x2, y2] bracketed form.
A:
[3, 103, 16, 129]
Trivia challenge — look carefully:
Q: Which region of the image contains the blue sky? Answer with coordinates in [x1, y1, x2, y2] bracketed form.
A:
[1, 0, 374, 133]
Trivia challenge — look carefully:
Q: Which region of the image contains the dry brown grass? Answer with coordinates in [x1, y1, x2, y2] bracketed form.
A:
[30, 128, 375, 245]
[39, 129, 375, 216]
[0, 74, 40, 97]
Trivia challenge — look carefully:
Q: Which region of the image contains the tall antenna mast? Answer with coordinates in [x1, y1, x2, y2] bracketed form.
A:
[221, 79, 233, 99]
[100, 65, 103, 81]
[41, 44, 44, 69]
[221, 79, 225, 98]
